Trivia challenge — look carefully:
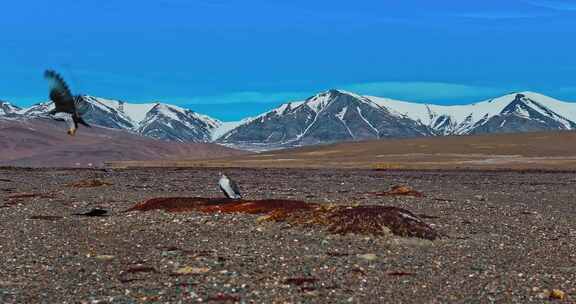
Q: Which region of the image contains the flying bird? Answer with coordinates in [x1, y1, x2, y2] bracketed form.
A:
[44, 70, 91, 136]
[219, 173, 242, 199]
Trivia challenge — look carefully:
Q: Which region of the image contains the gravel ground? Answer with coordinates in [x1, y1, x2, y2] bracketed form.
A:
[0, 167, 575, 303]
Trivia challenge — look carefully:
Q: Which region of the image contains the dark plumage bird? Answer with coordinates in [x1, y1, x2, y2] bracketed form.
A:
[44, 70, 91, 136]
[219, 173, 242, 199]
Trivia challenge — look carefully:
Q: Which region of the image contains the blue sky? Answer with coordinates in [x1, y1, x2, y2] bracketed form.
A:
[1, 0, 575, 120]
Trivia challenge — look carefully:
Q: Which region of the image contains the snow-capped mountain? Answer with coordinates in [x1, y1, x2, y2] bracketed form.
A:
[218, 90, 576, 149]
[368, 91, 576, 135]
[3, 90, 576, 150]
[137, 103, 219, 142]
[14, 96, 222, 143]
[0, 100, 21, 117]
[217, 89, 432, 149]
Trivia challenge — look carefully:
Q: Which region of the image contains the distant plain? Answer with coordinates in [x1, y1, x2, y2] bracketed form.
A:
[110, 131, 576, 170]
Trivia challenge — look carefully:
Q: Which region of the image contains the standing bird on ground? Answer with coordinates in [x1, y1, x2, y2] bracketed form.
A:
[44, 70, 91, 136]
[219, 173, 242, 199]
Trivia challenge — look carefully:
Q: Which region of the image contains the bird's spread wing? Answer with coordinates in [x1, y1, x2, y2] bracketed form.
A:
[44, 70, 75, 114]
[73, 95, 90, 115]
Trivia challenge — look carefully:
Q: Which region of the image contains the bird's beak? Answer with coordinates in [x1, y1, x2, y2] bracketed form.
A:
[67, 128, 77, 136]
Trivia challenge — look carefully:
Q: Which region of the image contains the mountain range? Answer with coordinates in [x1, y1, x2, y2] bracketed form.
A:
[1, 90, 576, 151]
[217, 90, 576, 150]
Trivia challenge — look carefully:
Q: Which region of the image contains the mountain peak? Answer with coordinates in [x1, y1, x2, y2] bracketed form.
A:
[0, 100, 22, 116]
[303, 89, 371, 114]
[514, 93, 527, 100]
[326, 89, 363, 98]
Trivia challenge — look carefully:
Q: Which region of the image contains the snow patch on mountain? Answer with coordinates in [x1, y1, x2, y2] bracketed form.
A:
[211, 120, 247, 141]
[335, 106, 348, 120]
[0, 100, 21, 116]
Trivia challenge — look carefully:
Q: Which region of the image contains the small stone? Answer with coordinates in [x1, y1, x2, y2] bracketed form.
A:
[357, 253, 377, 261]
[161, 250, 180, 257]
[174, 266, 210, 275]
[94, 255, 115, 261]
[536, 289, 550, 299]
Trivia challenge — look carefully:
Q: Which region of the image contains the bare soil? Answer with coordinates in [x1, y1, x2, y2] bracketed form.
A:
[0, 167, 575, 303]
[0, 118, 248, 168]
[109, 131, 576, 170]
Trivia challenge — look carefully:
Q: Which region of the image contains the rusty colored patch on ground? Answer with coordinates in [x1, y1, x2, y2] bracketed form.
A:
[126, 197, 317, 214]
[127, 198, 438, 240]
[371, 185, 424, 197]
[7, 192, 58, 199]
[67, 179, 113, 188]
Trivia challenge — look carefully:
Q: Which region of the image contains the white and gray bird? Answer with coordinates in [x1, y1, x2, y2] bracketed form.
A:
[219, 173, 242, 199]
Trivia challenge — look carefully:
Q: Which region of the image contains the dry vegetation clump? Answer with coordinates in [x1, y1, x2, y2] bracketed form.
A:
[372, 162, 406, 170]
[2, 191, 60, 208]
[127, 197, 438, 240]
[370, 185, 424, 197]
[325, 206, 437, 240]
[66, 179, 113, 188]
[263, 205, 438, 240]
[7, 192, 59, 199]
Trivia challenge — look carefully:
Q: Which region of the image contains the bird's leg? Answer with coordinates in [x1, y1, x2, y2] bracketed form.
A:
[59, 113, 76, 136]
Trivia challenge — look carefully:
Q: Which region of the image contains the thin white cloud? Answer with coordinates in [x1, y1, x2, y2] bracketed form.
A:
[341, 81, 507, 103]
[525, 0, 576, 11]
[451, 11, 550, 20]
[2, 81, 537, 108]
[156, 82, 511, 106]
